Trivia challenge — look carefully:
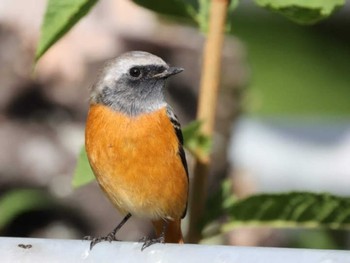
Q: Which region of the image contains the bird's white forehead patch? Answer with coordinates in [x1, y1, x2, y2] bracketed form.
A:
[117, 52, 168, 72]
[103, 51, 168, 82]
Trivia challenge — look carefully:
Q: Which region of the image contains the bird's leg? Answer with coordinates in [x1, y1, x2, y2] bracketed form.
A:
[85, 213, 132, 250]
[141, 220, 168, 251]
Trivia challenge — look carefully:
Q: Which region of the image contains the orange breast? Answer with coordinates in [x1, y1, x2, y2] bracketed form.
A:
[85, 104, 188, 220]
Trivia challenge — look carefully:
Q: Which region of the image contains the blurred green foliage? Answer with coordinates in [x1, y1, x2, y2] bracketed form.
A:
[231, 11, 350, 116]
[0, 189, 54, 230]
[290, 229, 340, 249]
[72, 146, 95, 188]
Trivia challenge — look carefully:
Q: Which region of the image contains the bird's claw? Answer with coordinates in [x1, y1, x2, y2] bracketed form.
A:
[85, 233, 119, 250]
[141, 236, 165, 251]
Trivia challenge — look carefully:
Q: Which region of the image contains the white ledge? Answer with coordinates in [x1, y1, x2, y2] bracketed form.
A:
[0, 237, 349, 263]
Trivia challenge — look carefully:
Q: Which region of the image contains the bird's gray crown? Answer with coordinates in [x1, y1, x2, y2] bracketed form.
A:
[90, 51, 182, 116]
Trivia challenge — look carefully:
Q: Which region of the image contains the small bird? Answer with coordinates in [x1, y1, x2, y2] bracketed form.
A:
[85, 51, 189, 250]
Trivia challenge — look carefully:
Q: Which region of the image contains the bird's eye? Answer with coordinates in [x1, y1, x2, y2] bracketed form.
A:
[129, 67, 141, 78]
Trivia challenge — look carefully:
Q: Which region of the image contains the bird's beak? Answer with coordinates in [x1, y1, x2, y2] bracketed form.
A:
[153, 67, 184, 79]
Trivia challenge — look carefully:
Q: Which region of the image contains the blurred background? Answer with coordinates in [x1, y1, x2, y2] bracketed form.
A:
[0, 0, 350, 249]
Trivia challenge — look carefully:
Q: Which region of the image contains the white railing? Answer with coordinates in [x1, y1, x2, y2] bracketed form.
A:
[1, 237, 349, 263]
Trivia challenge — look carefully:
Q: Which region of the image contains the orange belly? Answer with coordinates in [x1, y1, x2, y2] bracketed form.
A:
[85, 104, 188, 220]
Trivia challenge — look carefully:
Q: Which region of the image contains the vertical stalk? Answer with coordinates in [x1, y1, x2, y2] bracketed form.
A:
[187, 0, 230, 243]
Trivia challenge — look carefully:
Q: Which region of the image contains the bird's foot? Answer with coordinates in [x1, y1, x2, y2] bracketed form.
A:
[140, 236, 165, 251]
[84, 233, 119, 250]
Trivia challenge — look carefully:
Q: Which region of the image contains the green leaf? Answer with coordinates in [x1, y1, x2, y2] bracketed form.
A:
[0, 189, 54, 229]
[72, 146, 95, 188]
[132, 0, 240, 32]
[132, 0, 198, 23]
[182, 120, 202, 142]
[182, 120, 212, 158]
[35, 0, 98, 61]
[254, 0, 345, 24]
[223, 192, 350, 231]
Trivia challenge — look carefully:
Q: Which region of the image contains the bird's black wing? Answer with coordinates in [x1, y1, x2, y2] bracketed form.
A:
[166, 105, 189, 218]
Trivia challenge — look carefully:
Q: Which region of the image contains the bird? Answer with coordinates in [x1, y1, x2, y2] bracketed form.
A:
[85, 51, 189, 251]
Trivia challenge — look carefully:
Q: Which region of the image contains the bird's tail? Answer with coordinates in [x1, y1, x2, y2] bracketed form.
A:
[152, 219, 184, 243]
